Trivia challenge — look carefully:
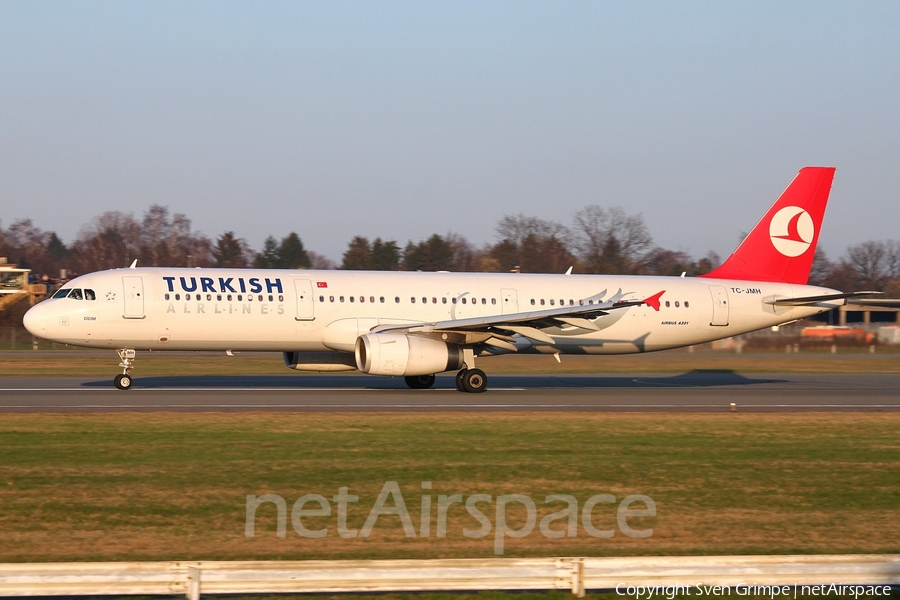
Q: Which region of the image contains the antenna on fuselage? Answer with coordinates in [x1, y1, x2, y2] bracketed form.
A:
[129, 260, 138, 269]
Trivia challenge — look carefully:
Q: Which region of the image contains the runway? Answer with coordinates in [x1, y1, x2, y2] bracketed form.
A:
[1, 372, 898, 412]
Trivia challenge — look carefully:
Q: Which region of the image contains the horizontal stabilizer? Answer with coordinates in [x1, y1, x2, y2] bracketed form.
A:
[847, 297, 900, 309]
[764, 291, 882, 307]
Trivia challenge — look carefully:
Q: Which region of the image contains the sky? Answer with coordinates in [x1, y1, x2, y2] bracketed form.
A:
[2, 1, 899, 265]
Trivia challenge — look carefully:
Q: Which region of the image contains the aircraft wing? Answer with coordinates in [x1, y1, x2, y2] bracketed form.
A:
[373, 290, 665, 346]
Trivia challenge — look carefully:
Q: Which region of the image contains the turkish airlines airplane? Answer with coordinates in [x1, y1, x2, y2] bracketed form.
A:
[23, 167, 869, 392]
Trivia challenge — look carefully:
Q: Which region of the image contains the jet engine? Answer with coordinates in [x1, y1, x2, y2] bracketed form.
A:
[355, 333, 464, 376]
[283, 351, 358, 372]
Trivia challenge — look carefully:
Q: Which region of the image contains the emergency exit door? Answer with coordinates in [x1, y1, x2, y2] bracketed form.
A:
[294, 279, 315, 321]
[709, 285, 729, 326]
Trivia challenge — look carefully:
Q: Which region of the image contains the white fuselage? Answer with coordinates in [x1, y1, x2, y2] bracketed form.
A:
[24, 267, 839, 358]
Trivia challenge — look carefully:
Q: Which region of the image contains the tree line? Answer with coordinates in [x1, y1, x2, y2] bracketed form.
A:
[1, 204, 898, 295]
[0, 206, 332, 277]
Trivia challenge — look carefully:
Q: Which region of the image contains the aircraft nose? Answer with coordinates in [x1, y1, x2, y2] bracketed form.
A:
[23, 303, 47, 337]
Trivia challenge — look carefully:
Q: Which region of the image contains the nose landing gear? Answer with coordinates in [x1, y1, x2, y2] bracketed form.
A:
[114, 348, 135, 390]
[114, 373, 132, 390]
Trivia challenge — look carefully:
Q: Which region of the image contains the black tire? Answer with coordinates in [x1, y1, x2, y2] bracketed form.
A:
[455, 369, 468, 392]
[114, 373, 132, 390]
[405, 374, 436, 389]
[461, 368, 487, 393]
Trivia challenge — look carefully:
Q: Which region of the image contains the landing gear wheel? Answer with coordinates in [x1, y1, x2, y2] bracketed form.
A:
[460, 368, 487, 393]
[114, 373, 132, 390]
[115, 349, 136, 391]
[405, 374, 436, 389]
[455, 369, 468, 392]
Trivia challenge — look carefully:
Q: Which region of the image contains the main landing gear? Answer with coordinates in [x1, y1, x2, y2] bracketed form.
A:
[114, 348, 136, 390]
[404, 374, 436, 389]
[456, 368, 487, 393]
[404, 370, 488, 392]
[455, 347, 487, 393]
[404, 350, 488, 393]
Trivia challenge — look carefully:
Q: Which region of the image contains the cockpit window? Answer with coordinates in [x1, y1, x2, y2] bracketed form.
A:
[52, 287, 96, 300]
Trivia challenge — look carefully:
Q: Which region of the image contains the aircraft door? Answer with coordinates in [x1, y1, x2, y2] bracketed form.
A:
[501, 288, 519, 314]
[122, 276, 144, 318]
[709, 285, 729, 326]
[294, 279, 315, 321]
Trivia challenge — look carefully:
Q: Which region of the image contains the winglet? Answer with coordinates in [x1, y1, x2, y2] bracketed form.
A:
[643, 290, 665, 311]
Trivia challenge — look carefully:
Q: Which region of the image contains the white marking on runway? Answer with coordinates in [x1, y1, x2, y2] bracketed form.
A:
[1, 404, 898, 410]
[0, 388, 530, 394]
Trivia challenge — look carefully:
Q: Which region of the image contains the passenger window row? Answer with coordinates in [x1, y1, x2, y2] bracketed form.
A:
[165, 293, 284, 302]
[316, 295, 500, 305]
[531, 298, 584, 307]
[528, 298, 691, 308]
[158, 291, 690, 309]
[663, 301, 689, 308]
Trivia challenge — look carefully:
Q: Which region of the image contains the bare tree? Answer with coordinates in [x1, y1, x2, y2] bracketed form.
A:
[491, 215, 576, 273]
[140, 205, 170, 266]
[495, 214, 569, 247]
[446, 232, 481, 272]
[5, 219, 52, 271]
[884, 240, 900, 281]
[846, 241, 888, 290]
[572, 206, 652, 274]
[808, 248, 834, 286]
[71, 212, 142, 273]
[307, 251, 335, 270]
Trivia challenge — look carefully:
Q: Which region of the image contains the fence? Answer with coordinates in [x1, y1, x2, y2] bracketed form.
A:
[0, 554, 898, 598]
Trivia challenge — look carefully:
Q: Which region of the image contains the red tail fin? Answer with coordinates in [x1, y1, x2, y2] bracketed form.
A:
[700, 167, 835, 285]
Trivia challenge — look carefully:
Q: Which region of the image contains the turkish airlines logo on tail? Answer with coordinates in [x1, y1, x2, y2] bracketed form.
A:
[769, 206, 814, 257]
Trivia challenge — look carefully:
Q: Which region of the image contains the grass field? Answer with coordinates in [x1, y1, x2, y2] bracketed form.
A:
[1, 412, 898, 564]
[3, 346, 898, 598]
[2, 347, 900, 377]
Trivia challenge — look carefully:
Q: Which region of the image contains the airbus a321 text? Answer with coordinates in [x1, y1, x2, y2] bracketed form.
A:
[23, 167, 874, 392]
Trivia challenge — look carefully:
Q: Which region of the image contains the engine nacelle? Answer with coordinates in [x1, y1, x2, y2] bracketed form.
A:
[283, 351, 357, 372]
[355, 333, 463, 376]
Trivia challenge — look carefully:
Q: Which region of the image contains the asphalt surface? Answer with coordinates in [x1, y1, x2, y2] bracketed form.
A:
[1, 372, 898, 412]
